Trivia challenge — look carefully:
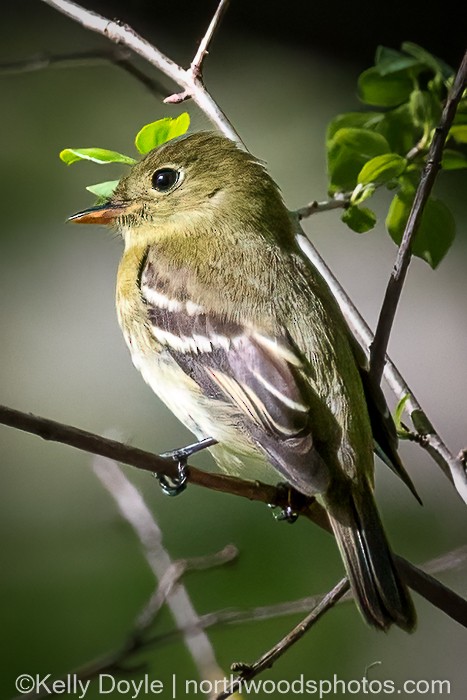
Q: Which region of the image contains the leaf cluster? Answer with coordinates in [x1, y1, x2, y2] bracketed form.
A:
[327, 43, 467, 267]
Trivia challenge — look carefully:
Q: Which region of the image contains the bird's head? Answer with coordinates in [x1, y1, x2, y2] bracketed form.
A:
[68, 132, 292, 248]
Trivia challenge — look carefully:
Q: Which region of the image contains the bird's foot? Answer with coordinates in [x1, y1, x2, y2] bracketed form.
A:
[156, 437, 217, 496]
[274, 504, 298, 523]
[268, 483, 298, 523]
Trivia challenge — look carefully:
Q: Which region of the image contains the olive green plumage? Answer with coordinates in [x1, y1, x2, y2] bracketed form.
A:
[75, 132, 416, 631]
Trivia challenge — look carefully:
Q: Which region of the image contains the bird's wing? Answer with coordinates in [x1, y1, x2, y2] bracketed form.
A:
[140, 262, 331, 496]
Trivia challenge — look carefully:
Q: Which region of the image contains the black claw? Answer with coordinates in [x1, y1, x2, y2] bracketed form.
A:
[156, 460, 188, 497]
[156, 437, 217, 497]
[274, 505, 298, 523]
[268, 482, 298, 523]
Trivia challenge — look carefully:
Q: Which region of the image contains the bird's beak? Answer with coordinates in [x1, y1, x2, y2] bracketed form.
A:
[67, 201, 129, 225]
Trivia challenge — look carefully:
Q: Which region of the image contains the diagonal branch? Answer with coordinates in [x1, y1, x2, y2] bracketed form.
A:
[215, 578, 350, 700]
[191, 0, 230, 79]
[370, 50, 467, 385]
[40, 0, 243, 146]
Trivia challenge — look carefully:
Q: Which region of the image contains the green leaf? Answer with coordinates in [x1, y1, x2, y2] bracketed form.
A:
[357, 153, 407, 186]
[135, 113, 190, 154]
[331, 128, 390, 158]
[327, 128, 390, 193]
[358, 67, 414, 107]
[386, 191, 455, 268]
[441, 149, 467, 170]
[401, 42, 453, 80]
[449, 125, 467, 144]
[375, 46, 421, 76]
[85, 180, 120, 202]
[342, 205, 376, 233]
[60, 148, 136, 166]
[327, 145, 361, 193]
[326, 112, 384, 143]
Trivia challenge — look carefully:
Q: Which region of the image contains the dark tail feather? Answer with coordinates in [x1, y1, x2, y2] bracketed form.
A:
[325, 484, 416, 632]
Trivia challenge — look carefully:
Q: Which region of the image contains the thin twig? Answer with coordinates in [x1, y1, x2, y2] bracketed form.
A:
[137, 545, 467, 648]
[370, 50, 467, 384]
[2, 403, 467, 628]
[17, 537, 465, 699]
[165, 0, 230, 104]
[0, 48, 170, 98]
[40, 0, 243, 146]
[137, 545, 238, 631]
[0, 48, 130, 73]
[215, 578, 350, 700]
[190, 0, 230, 78]
[216, 559, 467, 700]
[296, 193, 349, 218]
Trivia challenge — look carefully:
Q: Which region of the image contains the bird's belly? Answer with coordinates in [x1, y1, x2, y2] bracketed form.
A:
[131, 346, 204, 436]
[131, 347, 278, 483]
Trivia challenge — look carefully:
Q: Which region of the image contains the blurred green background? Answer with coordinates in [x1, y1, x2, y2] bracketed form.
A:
[1, 2, 466, 699]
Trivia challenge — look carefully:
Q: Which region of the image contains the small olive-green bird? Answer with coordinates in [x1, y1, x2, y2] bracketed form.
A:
[71, 131, 417, 631]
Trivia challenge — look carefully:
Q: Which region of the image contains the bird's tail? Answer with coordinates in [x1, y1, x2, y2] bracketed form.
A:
[324, 482, 416, 632]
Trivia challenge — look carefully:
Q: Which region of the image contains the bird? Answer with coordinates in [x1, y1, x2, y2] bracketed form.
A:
[70, 130, 417, 631]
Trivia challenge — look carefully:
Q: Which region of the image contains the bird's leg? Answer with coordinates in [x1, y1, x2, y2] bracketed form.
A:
[268, 483, 299, 523]
[156, 437, 217, 496]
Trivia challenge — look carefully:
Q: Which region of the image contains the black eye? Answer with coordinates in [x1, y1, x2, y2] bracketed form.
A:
[151, 168, 179, 192]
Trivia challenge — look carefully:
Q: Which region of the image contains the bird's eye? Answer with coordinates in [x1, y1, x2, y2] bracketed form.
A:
[151, 168, 179, 192]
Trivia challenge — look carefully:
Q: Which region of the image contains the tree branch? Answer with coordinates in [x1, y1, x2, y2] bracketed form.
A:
[0, 403, 321, 519]
[215, 578, 350, 700]
[40, 0, 243, 146]
[370, 50, 467, 384]
[2, 403, 467, 629]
